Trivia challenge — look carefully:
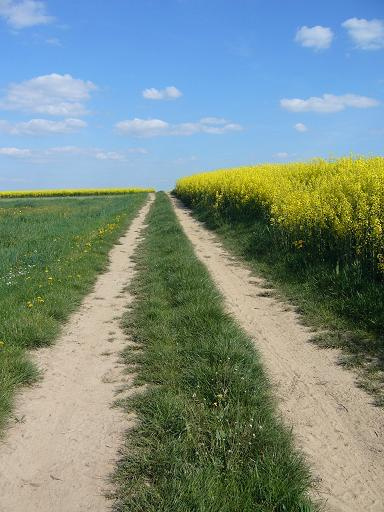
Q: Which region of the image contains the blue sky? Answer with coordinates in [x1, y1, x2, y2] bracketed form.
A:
[0, 0, 383, 190]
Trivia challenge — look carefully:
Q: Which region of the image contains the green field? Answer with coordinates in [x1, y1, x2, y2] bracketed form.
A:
[0, 193, 148, 431]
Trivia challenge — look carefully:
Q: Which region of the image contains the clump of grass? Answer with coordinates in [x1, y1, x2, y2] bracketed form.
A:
[115, 193, 315, 511]
[0, 193, 148, 433]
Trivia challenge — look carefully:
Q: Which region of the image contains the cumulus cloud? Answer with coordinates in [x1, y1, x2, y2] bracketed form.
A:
[294, 122, 308, 132]
[142, 86, 182, 100]
[0, 118, 87, 135]
[116, 117, 243, 137]
[295, 25, 333, 50]
[0, 74, 97, 116]
[342, 18, 384, 50]
[280, 93, 379, 113]
[0, 0, 54, 29]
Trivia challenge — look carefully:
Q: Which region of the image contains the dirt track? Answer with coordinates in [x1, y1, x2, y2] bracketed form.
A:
[172, 196, 384, 512]
[0, 195, 154, 512]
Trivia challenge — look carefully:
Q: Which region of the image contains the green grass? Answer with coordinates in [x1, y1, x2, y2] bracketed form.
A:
[175, 201, 384, 406]
[114, 192, 315, 512]
[0, 193, 148, 432]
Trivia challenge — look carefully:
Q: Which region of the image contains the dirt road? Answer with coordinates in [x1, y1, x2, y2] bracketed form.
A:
[172, 196, 384, 512]
[0, 195, 154, 512]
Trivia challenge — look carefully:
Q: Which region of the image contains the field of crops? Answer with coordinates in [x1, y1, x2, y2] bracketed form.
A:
[175, 157, 384, 280]
[0, 186, 382, 510]
[0, 188, 154, 199]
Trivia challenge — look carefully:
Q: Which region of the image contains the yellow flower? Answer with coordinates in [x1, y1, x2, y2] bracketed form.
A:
[175, 156, 384, 277]
[293, 240, 305, 249]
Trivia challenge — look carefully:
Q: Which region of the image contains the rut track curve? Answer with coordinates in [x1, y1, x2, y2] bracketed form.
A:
[0, 194, 154, 512]
[171, 195, 384, 512]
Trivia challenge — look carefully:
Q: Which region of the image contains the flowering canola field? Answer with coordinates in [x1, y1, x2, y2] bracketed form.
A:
[0, 187, 154, 199]
[175, 157, 384, 277]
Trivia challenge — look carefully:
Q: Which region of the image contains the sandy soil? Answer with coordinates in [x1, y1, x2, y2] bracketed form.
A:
[0, 194, 154, 512]
[172, 197, 384, 512]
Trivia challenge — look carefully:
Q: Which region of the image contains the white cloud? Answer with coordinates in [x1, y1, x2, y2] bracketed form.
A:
[0, 146, 32, 157]
[342, 18, 384, 50]
[295, 25, 333, 50]
[142, 86, 182, 100]
[0, 145, 148, 161]
[116, 118, 170, 137]
[275, 152, 289, 159]
[280, 93, 379, 113]
[116, 117, 243, 137]
[0, 74, 97, 116]
[45, 37, 62, 47]
[48, 146, 147, 160]
[49, 146, 148, 156]
[48, 146, 83, 154]
[294, 122, 308, 132]
[94, 151, 125, 161]
[0, 0, 54, 29]
[0, 118, 87, 135]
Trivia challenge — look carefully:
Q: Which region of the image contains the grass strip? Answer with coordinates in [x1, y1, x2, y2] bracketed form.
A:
[177, 203, 384, 405]
[0, 193, 148, 432]
[115, 192, 315, 511]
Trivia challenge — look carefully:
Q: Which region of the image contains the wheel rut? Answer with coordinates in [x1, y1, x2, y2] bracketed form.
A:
[171, 196, 384, 512]
[0, 194, 154, 512]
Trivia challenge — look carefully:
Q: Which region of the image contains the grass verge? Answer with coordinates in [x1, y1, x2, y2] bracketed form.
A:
[114, 192, 315, 511]
[0, 193, 148, 432]
[175, 202, 384, 406]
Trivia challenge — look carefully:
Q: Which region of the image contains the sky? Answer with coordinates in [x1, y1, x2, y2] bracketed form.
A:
[0, 0, 383, 191]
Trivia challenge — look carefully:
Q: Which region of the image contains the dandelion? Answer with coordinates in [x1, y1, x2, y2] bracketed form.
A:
[293, 240, 305, 249]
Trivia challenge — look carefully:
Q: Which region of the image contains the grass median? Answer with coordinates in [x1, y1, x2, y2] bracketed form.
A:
[115, 192, 315, 511]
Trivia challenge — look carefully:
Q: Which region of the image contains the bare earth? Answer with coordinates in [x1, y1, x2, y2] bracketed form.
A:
[172, 197, 384, 512]
[0, 195, 154, 512]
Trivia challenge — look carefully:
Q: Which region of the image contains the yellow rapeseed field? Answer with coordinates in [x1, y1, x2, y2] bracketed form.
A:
[175, 156, 384, 276]
[0, 187, 154, 199]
